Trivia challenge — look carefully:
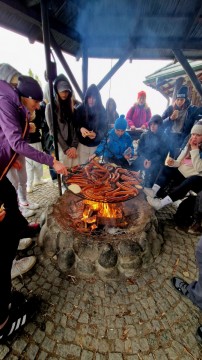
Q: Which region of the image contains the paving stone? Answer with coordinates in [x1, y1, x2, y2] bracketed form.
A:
[108, 353, 123, 360]
[37, 351, 48, 360]
[80, 349, 94, 360]
[0, 346, 10, 360]
[41, 336, 56, 352]
[26, 343, 39, 359]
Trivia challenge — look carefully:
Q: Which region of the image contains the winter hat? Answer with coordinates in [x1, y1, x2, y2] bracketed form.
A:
[115, 115, 127, 130]
[17, 76, 43, 101]
[176, 86, 188, 99]
[191, 121, 202, 135]
[149, 114, 162, 126]
[137, 90, 146, 99]
[56, 80, 72, 94]
[0, 63, 21, 84]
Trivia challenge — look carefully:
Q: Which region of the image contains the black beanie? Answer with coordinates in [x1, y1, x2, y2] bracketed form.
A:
[176, 86, 188, 99]
[17, 75, 43, 101]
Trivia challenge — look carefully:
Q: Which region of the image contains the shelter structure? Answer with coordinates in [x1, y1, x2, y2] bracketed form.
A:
[144, 60, 202, 106]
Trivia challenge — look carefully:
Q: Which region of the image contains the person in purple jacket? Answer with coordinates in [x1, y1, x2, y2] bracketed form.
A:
[0, 75, 67, 342]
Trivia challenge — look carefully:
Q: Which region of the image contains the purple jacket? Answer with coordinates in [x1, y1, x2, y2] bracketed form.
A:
[0, 80, 54, 180]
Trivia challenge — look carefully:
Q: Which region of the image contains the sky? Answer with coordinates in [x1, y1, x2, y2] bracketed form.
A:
[0, 26, 171, 115]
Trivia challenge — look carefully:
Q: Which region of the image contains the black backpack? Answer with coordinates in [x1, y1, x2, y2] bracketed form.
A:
[173, 195, 196, 228]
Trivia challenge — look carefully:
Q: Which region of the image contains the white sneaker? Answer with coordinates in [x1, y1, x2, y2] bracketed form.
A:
[11, 256, 36, 279]
[27, 186, 33, 193]
[143, 187, 155, 198]
[20, 202, 40, 210]
[33, 179, 48, 186]
[17, 238, 32, 251]
[20, 207, 35, 218]
[146, 196, 162, 210]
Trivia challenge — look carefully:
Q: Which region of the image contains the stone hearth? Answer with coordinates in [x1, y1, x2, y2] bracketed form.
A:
[38, 190, 164, 280]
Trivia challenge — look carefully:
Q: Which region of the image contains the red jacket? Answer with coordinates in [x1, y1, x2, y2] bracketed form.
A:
[126, 103, 151, 128]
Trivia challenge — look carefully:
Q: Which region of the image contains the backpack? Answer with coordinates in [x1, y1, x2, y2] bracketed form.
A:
[173, 195, 196, 228]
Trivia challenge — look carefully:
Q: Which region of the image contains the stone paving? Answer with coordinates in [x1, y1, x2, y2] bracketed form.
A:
[1, 181, 202, 360]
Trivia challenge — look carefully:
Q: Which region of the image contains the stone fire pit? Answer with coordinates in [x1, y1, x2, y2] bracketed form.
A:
[38, 190, 164, 280]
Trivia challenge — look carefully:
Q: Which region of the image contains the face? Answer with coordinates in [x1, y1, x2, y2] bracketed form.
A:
[138, 96, 146, 105]
[21, 97, 41, 112]
[191, 133, 202, 146]
[150, 123, 158, 133]
[115, 129, 125, 137]
[175, 98, 185, 108]
[58, 90, 70, 101]
[88, 96, 96, 107]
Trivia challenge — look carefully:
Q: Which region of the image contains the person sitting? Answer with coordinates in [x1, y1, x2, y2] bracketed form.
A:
[75, 84, 107, 164]
[106, 97, 119, 128]
[126, 90, 151, 130]
[133, 114, 168, 187]
[171, 235, 202, 343]
[144, 121, 202, 210]
[162, 86, 202, 158]
[89, 115, 134, 168]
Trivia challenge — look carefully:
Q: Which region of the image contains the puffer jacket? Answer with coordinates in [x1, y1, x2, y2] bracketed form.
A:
[95, 128, 134, 159]
[0, 80, 53, 180]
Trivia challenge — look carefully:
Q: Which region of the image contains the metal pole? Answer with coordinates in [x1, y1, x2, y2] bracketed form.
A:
[40, 0, 62, 195]
[82, 41, 88, 96]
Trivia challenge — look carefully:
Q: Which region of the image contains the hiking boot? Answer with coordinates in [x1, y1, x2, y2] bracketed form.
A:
[188, 222, 202, 236]
[33, 179, 48, 186]
[20, 202, 40, 211]
[171, 277, 189, 297]
[27, 186, 33, 193]
[17, 238, 32, 251]
[11, 256, 36, 279]
[0, 296, 40, 342]
[143, 187, 155, 198]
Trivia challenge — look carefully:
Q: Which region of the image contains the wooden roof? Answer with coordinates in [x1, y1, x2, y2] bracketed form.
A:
[1, 0, 202, 60]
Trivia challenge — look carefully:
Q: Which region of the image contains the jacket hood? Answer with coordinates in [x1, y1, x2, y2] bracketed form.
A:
[84, 84, 102, 106]
[53, 74, 72, 96]
[0, 80, 21, 102]
[0, 63, 21, 83]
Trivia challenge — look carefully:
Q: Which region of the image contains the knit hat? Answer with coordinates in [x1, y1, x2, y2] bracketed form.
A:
[191, 121, 202, 135]
[56, 80, 71, 93]
[149, 114, 162, 126]
[115, 115, 127, 130]
[176, 86, 188, 99]
[17, 76, 43, 101]
[137, 90, 146, 99]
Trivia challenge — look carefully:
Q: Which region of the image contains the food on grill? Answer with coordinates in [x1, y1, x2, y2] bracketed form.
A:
[63, 160, 142, 202]
[68, 184, 81, 194]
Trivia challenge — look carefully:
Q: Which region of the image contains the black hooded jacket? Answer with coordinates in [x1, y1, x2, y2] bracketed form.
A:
[75, 84, 107, 147]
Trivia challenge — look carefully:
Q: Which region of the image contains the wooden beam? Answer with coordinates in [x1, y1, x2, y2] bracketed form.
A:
[50, 34, 83, 100]
[172, 49, 202, 97]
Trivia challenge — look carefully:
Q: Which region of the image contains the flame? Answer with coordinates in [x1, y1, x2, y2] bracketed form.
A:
[82, 200, 122, 219]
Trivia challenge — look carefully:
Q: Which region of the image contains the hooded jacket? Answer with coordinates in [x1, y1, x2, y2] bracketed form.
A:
[0, 63, 21, 83]
[75, 84, 107, 147]
[45, 74, 78, 152]
[0, 80, 53, 180]
[95, 128, 134, 159]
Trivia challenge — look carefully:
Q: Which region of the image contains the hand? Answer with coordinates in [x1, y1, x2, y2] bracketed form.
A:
[66, 147, 77, 159]
[170, 110, 179, 120]
[29, 122, 36, 133]
[166, 157, 175, 166]
[0, 210, 6, 222]
[130, 125, 136, 130]
[87, 131, 96, 139]
[12, 160, 22, 170]
[189, 137, 199, 150]
[89, 154, 96, 161]
[80, 127, 90, 138]
[53, 158, 68, 175]
[144, 159, 151, 168]
[141, 124, 146, 129]
[124, 154, 131, 160]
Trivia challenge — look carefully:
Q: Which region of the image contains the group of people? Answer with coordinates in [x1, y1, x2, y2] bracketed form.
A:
[1, 60, 202, 343]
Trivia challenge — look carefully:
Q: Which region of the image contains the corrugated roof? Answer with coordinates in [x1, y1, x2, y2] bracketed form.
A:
[1, 0, 202, 60]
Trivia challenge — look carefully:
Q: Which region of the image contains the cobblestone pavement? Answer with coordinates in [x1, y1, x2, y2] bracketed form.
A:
[1, 182, 202, 360]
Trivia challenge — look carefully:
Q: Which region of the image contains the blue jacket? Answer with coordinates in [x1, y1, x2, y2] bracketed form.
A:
[162, 103, 202, 140]
[95, 128, 134, 159]
[0, 80, 53, 180]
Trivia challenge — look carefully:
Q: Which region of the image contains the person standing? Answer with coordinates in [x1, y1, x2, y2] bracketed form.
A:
[106, 97, 119, 128]
[75, 84, 107, 164]
[126, 90, 151, 130]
